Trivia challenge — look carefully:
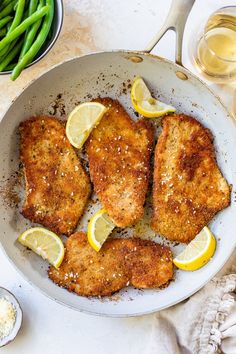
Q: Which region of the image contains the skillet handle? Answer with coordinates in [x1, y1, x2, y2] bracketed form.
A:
[144, 0, 195, 66]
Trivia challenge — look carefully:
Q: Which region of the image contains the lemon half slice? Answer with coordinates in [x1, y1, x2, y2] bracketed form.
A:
[131, 76, 176, 118]
[173, 227, 216, 271]
[18, 227, 65, 269]
[66, 102, 107, 149]
[88, 209, 115, 252]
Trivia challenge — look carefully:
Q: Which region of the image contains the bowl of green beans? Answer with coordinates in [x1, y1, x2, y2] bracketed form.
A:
[0, 0, 63, 80]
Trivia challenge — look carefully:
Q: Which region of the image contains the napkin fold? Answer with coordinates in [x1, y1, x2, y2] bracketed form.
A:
[146, 268, 236, 354]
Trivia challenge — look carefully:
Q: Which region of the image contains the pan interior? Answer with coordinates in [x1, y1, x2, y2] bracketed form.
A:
[0, 51, 236, 317]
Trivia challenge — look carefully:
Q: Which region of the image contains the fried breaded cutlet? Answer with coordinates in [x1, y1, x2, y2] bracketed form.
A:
[86, 98, 154, 227]
[152, 114, 230, 243]
[19, 116, 91, 235]
[48, 232, 173, 297]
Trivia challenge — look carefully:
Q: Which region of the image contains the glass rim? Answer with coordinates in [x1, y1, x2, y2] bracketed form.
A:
[212, 5, 236, 12]
[208, 5, 236, 19]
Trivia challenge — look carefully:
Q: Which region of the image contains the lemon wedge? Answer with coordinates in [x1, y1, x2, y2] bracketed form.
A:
[173, 227, 216, 271]
[18, 227, 65, 269]
[66, 102, 107, 149]
[131, 76, 176, 118]
[88, 209, 115, 251]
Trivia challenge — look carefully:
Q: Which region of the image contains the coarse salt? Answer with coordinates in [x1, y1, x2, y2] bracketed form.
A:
[0, 297, 16, 340]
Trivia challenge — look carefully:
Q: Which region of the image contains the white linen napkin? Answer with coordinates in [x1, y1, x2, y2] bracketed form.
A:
[146, 254, 236, 354]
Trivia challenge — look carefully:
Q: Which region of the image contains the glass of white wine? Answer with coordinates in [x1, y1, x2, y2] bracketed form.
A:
[193, 6, 236, 81]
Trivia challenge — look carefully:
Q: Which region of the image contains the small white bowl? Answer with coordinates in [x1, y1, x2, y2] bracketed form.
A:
[0, 287, 23, 348]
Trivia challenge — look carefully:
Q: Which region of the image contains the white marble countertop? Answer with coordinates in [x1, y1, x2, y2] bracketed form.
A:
[0, 1, 235, 353]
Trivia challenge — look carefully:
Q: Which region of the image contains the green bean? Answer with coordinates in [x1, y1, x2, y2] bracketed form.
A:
[0, 0, 14, 12]
[0, 21, 11, 55]
[0, 5, 49, 51]
[18, 5, 28, 52]
[0, 38, 16, 60]
[5, 62, 16, 70]
[9, 0, 25, 32]
[0, 43, 12, 61]
[28, 0, 38, 15]
[0, 0, 25, 60]
[19, 0, 43, 59]
[6, 19, 12, 30]
[20, 5, 29, 22]
[20, 0, 38, 56]
[0, 15, 12, 29]
[0, 39, 16, 66]
[0, 0, 17, 19]
[0, 27, 6, 36]
[11, 0, 53, 80]
[0, 37, 23, 71]
[13, 0, 18, 10]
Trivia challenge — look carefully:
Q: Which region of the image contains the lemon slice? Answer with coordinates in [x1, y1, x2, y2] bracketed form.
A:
[173, 227, 216, 271]
[66, 102, 107, 149]
[18, 227, 65, 269]
[131, 76, 176, 118]
[88, 209, 115, 251]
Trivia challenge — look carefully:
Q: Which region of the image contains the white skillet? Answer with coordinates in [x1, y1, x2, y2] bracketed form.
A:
[0, 0, 236, 317]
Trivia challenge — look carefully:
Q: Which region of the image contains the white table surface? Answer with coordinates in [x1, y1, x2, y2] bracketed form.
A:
[0, 1, 235, 353]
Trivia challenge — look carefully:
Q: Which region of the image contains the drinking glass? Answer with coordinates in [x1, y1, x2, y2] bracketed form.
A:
[193, 6, 236, 81]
